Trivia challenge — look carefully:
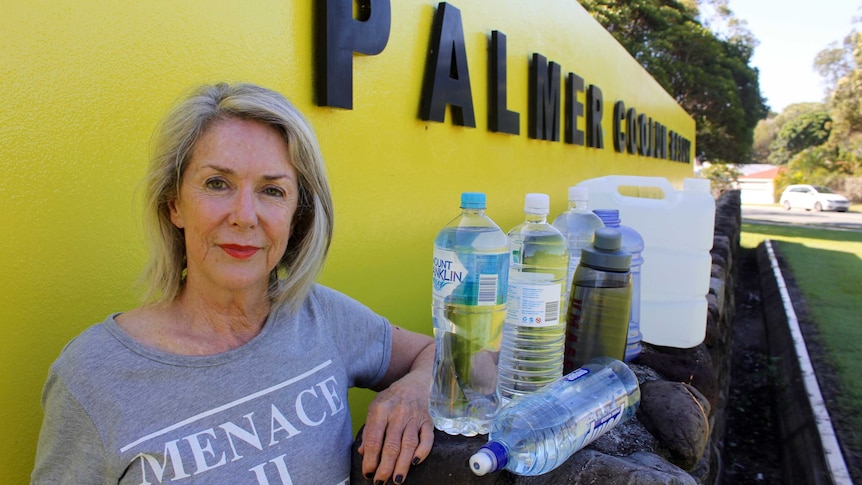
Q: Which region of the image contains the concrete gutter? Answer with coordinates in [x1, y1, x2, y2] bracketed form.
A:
[761, 239, 852, 485]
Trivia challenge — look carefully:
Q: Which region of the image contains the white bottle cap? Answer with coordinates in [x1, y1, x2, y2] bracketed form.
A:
[469, 448, 495, 476]
[568, 186, 588, 202]
[524, 193, 550, 214]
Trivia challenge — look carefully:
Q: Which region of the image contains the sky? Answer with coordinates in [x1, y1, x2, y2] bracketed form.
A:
[727, 0, 860, 113]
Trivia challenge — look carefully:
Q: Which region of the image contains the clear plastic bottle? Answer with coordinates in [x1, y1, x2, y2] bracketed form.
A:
[497, 193, 568, 402]
[593, 209, 643, 362]
[552, 186, 605, 308]
[431, 192, 509, 436]
[470, 357, 640, 477]
[564, 227, 632, 373]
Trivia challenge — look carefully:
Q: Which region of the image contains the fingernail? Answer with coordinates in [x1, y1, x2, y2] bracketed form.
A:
[364, 472, 373, 479]
[412, 457, 420, 465]
[374, 481, 383, 485]
[394, 474, 404, 484]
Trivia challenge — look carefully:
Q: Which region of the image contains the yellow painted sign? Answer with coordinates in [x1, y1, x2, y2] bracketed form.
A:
[0, 1, 694, 481]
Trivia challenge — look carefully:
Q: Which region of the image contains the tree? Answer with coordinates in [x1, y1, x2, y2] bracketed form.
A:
[767, 110, 832, 165]
[750, 115, 777, 164]
[814, 20, 862, 170]
[814, 31, 858, 99]
[751, 103, 828, 164]
[580, 0, 769, 164]
[699, 161, 740, 195]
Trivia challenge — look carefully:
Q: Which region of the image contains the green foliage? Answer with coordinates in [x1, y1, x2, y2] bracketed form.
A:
[814, 31, 858, 98]
[780, 112, 832, 153]
[750, 116, 777, 164]
[772, 143, 858, 199]
[699, 162, 740, 194]
[812, 23, 862, 178]
[580, 0, 768, 164]
[767, 111, 832, 165]
[752, 103, 831, 164]
[830, 69, 862, 134]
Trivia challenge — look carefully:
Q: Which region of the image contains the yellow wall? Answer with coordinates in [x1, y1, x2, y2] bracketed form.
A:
[1, 1, 694, 481]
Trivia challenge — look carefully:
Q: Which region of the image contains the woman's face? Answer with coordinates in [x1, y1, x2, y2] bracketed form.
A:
[169, 117, 299, 298]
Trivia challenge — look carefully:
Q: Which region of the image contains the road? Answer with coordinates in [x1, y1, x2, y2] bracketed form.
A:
[741, 204, 862, 232]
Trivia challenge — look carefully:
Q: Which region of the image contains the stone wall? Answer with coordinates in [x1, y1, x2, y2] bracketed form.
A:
[351, 190, 742, 484]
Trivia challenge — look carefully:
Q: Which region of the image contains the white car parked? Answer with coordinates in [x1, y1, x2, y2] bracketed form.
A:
[779, 184, 850, 212]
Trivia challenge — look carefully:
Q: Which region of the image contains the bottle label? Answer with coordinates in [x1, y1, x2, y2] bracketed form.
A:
[577, 404, 625, 449]
[505, 281, 561, 327]
[564, 368, 589, 382]
[433, 248, 507, 305]
[565, 369, 629, 450]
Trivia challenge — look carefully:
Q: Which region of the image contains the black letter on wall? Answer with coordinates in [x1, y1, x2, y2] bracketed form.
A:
[564, 73, 585, 145]
[317, 0, 391, 109]
[587, 85, 604, 149]
[420, 2, 476, 127]
[626, 108, 638, 154]
[529, 53, 561, 141]
[489, 31, 519, 134]
[682, 138, 691, 162]
[612, 101, 626, 153]
[667, 131, 679, 162]
[638, 114, 649, 156]
[655, 121, 667, 158]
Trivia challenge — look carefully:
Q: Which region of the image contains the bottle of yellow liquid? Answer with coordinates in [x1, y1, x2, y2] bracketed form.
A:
[497, 193, 568, 402]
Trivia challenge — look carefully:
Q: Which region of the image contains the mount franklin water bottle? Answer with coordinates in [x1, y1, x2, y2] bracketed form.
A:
[469, 357, 640, 477]
[497, 193, 568, 402]
[430, 192, 509, 436]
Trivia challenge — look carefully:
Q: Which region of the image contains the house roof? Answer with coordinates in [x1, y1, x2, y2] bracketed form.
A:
[739, 165, 782, 180]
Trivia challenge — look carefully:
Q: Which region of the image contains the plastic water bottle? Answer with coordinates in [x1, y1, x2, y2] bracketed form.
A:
[564, 227, 632, 373]
[470, 357, 640, 477]
[497, 193, 568, 402]
[552, 186, 605, 309]
[431, 192, 509, 436]
[594, 209, 643, 361]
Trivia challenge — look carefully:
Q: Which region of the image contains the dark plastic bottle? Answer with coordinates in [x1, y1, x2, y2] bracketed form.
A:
[594, 209, 643, 361]
[564, 227, 632, 373]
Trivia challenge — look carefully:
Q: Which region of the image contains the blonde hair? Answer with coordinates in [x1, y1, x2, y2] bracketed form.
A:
[140, 83, 333, 313]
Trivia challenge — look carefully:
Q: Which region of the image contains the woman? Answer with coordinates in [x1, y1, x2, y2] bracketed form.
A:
[32, 83, 435, 485]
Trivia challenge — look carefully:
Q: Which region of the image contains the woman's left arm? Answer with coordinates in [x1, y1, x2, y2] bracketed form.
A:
[358, 325, 435, 485]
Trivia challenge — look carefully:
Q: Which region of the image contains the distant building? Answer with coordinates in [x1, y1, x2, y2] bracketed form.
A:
[736, 164, 782, 205]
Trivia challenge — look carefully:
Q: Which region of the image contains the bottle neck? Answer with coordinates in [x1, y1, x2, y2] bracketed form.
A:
[569, 199, 589, 211]
[462, 208, 486, 216]
[525, 211, 548, 223]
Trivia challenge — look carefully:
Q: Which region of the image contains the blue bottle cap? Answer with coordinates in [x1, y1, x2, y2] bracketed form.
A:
[469, 441, 508, 476]
[593, 208, 621, 227]
[461, 192, 486, 209]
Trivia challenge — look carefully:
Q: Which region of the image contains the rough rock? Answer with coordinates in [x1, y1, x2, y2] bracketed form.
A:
[711, 235, 732, 269]
[512, 450, 698, 485]
[637, 380, 711, 470]
[635, 351, 718, 409]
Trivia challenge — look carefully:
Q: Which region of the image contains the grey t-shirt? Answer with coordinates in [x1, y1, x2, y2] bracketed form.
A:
[31, 284, 392, 485]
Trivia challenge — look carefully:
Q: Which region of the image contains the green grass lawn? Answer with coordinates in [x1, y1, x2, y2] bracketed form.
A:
[741, 221, 862, 453]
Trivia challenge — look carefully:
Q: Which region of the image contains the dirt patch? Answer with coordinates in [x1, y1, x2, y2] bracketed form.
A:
[723, 246, 782, 483]
[723, 244, 862, 483]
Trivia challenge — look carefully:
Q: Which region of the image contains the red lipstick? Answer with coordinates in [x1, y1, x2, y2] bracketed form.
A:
[220, 244, 259, 259]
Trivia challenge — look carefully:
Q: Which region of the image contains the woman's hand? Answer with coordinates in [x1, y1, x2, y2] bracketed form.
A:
[358, 327, 435, 484]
